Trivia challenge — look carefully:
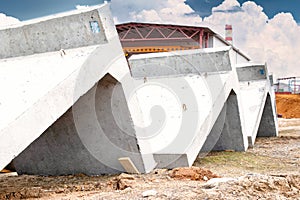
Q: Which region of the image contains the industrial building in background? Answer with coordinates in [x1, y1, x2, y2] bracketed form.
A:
[0, 3, 278, 175]
[275, 77, 300, 94]
[116, 22, 247, 62]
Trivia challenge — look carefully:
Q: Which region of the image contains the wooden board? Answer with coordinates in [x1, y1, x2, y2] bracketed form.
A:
[118, 157, 140, 174]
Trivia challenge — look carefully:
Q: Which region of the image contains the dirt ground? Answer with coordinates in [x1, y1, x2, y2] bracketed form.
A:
[276, 94, 300, 118]
[1, 93, 300, 199]
[0, 117, 299, 200]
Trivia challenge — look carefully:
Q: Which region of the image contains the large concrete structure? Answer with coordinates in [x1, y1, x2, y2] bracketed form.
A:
[128, 47, 249, 168]
[236, 64, 278, 146]
[0, 4, 278, 175]
[0, 4, 156, 175]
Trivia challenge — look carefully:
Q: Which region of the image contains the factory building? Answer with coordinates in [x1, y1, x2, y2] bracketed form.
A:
[116, 22, 249, 65]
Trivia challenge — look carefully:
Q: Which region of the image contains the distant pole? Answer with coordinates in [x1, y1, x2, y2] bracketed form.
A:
[225, 24, 233, 44]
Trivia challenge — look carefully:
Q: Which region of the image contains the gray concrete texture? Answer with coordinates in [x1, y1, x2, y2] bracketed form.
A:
[201, 90, 246, 152]
[236, 65, 268, 82]
[13, 74, 145, 175]
[0, 8, 107, 59]
[129, 47, 232, 78]
[257, 94, 278, 137]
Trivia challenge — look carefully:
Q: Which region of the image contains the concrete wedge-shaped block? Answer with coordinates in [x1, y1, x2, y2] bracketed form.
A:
[1, 4, 156, 175]
[236, 64, 278, 147]
[128, 47, 247, 169]
[13, 74, 148, 175]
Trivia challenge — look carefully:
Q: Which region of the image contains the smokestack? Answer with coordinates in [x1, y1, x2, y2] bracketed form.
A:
[225, 24, 233, 44]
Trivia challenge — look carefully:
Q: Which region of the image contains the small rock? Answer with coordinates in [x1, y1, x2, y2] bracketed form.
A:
[108, 173, 136, 190]
[203, 176, 208, 181]
[151, 179, 160, 183]
[142, 189, 157, 197]
[202, 178, 236, 189]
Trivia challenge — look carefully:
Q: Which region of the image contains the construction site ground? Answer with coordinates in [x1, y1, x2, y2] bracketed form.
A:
[1, 95, 300, 199]
[276, 93, 300, 118]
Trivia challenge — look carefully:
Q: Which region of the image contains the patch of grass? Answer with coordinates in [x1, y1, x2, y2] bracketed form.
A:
[194, 151, 288, 177]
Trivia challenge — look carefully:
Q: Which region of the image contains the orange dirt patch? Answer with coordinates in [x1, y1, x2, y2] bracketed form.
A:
[276, 94, 300, 118]
[169, 167, 219, 181]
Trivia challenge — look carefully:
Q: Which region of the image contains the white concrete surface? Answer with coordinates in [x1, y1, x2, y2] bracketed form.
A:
[128, 47, 248, 168]
[237, 64, 278, 146]
[239, 80, 268, 144]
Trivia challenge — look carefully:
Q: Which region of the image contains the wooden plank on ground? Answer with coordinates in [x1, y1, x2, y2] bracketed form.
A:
[118, 157, 140, 174]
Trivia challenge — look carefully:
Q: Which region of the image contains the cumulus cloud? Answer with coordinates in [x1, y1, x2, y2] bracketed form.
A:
[110, 0, 202, 25]
[75, 5, 90, 10]
[0, 13, 20, 28]
[212, 0, 243, 13]
[203, 0, 300, 79]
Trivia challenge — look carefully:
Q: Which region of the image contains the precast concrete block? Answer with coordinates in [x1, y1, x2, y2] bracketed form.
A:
[13, 74, 147, 175]
[236, 64, 278, 146]
[0, 4, 156, 174]
[128, 47, 248, 168]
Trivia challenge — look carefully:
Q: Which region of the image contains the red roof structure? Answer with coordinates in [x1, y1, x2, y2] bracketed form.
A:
[116, 22, 249, 61]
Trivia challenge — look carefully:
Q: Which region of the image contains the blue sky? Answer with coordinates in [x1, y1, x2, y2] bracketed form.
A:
[0, 0, 299, 22]
[0, 0, 102, 20]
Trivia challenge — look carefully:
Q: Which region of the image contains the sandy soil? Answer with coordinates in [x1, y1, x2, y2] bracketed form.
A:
[276, 94, 300, 118]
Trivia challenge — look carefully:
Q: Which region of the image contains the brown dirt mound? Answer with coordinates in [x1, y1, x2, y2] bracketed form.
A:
[169, 167, 219, 181]
[276, 94, 300, 118]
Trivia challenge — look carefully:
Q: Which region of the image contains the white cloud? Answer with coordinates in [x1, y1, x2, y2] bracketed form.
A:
[214, 0, 240, 10]
[203, 0, 300, 79]
[0, 13, 20, 28]
[110, 0, 202, 25]
[212, 0, 242, 13]
[75, 5, 89, 10]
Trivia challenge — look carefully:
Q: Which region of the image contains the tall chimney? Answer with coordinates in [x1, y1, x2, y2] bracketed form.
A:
[225, 24, 233, 44]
